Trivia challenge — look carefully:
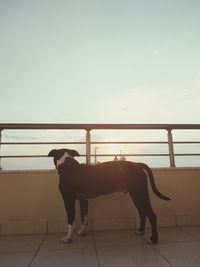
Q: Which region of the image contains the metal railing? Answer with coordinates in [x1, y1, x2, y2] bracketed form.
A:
[0, 123, 200, 169]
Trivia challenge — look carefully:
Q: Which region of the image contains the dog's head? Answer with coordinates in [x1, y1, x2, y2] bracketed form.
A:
[48, 148, 80, 168]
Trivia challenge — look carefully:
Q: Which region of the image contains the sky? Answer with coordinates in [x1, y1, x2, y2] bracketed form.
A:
[1, 0, 200, 124]
[0, 0, 200, 169]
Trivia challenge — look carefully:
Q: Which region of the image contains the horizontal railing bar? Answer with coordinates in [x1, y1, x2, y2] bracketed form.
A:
[0, 142, 86, 145]
[174, 141, 200, 144]
[1, 123, 200, 131]
[0, 141, 168, 145]
[0, 155, 47, 158]
[1, 141, 200, 145]
[173, 153, 200, 156]
[95, 154, 200, 157]
[0, 154, 169, 158]
[1, 153, 200, 159]
[92, 154, 170, 157]
[93, 141, 200, 144]
[92, 141, 168, 144]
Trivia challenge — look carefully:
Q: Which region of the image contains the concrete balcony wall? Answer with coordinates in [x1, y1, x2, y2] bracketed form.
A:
[0, 168, 200, 235]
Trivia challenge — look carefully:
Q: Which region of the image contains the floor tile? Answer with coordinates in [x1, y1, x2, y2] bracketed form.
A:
[40, 232, 94, 250]
[0, 251, 34, 267]
[0, 235, 45, 253]
[97, 245, 171, 267]
[157, 242, 200, 267]
[1, 228, 200, 267]
[31, 247, 98, 267]
[145, 227, 196, 244]
[93, 229, 147, 247]
[180, 226, 200, 240]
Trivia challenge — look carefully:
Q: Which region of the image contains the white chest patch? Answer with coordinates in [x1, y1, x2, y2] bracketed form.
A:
[56, 152, 70, 168]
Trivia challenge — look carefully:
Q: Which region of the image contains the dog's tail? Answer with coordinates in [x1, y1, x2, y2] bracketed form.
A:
[139, 163, 171, 201]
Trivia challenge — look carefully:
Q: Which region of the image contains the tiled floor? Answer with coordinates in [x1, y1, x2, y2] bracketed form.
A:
[0, 227, 200, 267]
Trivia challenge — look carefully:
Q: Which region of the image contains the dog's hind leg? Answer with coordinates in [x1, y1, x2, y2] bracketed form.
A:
[138, 189, 158, 244]
[129, 192, 146, 235]
[77, 199, 88, 236]
[130, 190, 158, 244]
[145, 202, 158, 244]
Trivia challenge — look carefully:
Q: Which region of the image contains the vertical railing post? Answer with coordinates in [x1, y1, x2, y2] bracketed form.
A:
[0, 129, 2, 170]
[167, 129, 176, 167]
[86, 129, 91, 164]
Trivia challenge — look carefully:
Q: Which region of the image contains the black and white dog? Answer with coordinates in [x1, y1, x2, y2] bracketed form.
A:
[48, 148, 171, 244]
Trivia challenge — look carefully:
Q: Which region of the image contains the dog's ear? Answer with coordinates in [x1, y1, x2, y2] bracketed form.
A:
[48, 149, 57, 157]
[65, 149, 80, 157]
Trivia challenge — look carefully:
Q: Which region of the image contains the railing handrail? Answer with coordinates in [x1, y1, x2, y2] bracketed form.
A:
[1, 123, 200, 130]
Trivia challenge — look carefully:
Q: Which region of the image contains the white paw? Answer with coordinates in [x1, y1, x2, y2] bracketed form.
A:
[77, 228, 87, 236]
[60, 235, 72, 244]
[135, 229, 144, 235]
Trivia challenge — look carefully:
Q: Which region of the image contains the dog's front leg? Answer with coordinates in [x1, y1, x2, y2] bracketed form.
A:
[77, 199, 88, 236]
[60, 198, 76, 244]
[77, 215, 88, 236]
[60, 223, 76, 244]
